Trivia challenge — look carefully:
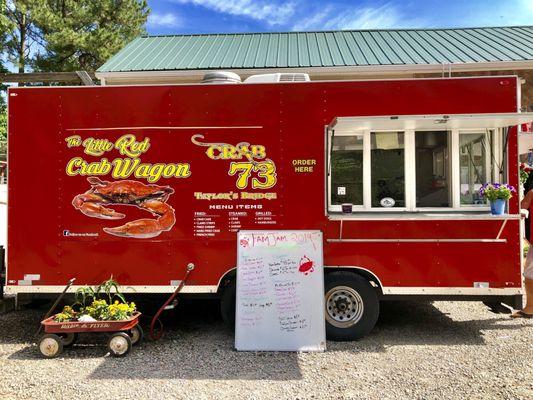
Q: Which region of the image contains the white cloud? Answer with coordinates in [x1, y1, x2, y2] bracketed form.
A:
[292, 5, 334, 31]
[325, 4, 402, 30]
[147, 12, 182, 28]
[292, 2, 426, 31]
[174, 0, 296, 25]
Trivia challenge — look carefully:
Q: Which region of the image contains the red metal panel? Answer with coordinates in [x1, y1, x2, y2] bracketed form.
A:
[6, 76, 522, 291]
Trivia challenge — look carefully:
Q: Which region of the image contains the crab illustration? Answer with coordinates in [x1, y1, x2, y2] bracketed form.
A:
[299, 255, 315, 275]
[72, 177, 176, 239]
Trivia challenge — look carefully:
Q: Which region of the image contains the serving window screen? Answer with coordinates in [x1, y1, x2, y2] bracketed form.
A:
[460, 133, 488, 206]
[370, 132, 405, 208]
[330, 135, 363, 206]
[415, 131, 451, 207]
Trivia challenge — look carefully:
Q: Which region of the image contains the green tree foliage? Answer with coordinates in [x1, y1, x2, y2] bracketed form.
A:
[4, 0, 41, 73]
[32, 0, 149, 71]
[2, 1, 149, 73]
[0, 1, 150, 141]
[0, 1, 12, 52]
[0, 0, 8, 138]
[0, 109, 6, 140]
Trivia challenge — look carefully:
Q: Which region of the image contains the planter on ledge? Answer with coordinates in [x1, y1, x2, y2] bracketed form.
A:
[489, 199, 506, 215]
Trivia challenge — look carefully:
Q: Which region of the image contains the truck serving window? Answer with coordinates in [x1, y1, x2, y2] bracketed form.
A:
[371, 132, 405, 208]
[459, 132, 490, 206]
[328, 129, 497, 213]
[330, 136, 363, 207]
[415, 131, 451, 208]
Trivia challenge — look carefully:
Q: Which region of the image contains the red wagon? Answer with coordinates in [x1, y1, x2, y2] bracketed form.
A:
[39, 312, 143, 358]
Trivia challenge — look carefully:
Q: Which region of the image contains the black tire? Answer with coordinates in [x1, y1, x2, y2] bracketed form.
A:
[129, 325, 144, 346]
[220, 279, 236, 328]
[39, 334, 63, 358]
[58, 332, 78, 347]
[107, 332, 132, 357]
[324, 271, 379, 341]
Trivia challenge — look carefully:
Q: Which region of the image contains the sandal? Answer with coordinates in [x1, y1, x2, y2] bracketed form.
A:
[510, 310, 533, 318]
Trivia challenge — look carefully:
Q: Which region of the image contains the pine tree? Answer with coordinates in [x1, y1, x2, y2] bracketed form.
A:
[32, 0, 149, 72]
[0, 0, 13, 132]
[3, 0, 42, 73]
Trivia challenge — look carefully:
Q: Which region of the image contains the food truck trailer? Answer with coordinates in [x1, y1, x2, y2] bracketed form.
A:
[4, 75, 533, 340]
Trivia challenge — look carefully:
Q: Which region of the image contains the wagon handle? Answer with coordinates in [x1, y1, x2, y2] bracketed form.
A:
[149, 264, 195, 341]
[36, 278, 76, 336]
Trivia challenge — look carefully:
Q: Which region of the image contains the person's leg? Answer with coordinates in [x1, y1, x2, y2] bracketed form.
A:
[522, 278, 533, 314]
[511, 243, 533, 317]
[511, 248, 533, 317]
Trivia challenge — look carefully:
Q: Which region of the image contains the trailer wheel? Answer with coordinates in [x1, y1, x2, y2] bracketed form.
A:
[324, 272, 379, 341]
[107, 332, 132, 357]
[58, 332, 78, 347]
[39, 334, 63, 358]
[129, 325, 144, 346]
[220, 279, 236, 328]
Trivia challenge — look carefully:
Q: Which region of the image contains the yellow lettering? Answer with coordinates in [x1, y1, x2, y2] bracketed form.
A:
[82, 138, 114, 156]
[65, 135, 82, 148]
[206, 145, 222, 160]
[223, 145, 239, 160]
[252, 161, 277, 189]
[66, 157, 83, 175]
[129, 161, 191, 183]
[65, 158, 111, 176]
[251, 145, 266, 160]
[115, 134, 150, 157]
[111, 157, 140, 179]
[228, 162, 254, 189]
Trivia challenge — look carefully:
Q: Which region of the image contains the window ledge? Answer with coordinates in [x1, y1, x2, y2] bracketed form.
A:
[327, 212, 521, 221]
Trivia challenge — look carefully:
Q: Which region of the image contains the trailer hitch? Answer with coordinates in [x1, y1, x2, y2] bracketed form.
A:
[149, 263, 195, 341]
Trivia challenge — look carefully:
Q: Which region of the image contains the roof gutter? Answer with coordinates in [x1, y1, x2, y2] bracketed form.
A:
[95, 60, 533, 85]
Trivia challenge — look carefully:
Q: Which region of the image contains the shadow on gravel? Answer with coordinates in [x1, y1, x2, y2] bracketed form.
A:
[3, 298, 529, 380]
[326, 301, 526, 353]
[5, 299, 302, 380]
[0, 308, 45, 345]
[89, 299, 302, 380]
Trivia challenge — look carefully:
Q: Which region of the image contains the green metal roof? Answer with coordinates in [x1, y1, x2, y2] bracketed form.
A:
[98, 26, 533, 72]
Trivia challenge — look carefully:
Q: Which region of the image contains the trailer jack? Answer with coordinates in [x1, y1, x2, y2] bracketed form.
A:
[149, 263, 195, 341]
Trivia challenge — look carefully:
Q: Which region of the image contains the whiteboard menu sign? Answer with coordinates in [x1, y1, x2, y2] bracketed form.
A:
[235, 230, 325, 352]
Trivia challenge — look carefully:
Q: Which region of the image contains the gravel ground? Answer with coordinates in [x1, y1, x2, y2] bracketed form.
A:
[0, 300, 531, 400]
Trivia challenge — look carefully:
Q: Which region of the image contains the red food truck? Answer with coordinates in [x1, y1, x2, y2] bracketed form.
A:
[4, 75, 533, 340]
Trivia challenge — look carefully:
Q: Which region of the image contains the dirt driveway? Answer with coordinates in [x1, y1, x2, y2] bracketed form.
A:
[0, 300, 531, 400]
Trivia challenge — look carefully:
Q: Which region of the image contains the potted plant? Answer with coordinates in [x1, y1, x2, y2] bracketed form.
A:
[520, 163, 533, 185]
[479, 183, 516, 215]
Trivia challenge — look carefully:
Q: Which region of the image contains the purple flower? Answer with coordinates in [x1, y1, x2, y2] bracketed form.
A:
[479, 182, 515, 201]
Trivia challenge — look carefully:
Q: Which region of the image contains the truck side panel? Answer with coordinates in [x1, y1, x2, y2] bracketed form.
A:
[6, 77, 521, 293]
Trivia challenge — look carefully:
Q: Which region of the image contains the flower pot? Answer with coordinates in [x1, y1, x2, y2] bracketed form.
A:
[490, 199, 506, 215]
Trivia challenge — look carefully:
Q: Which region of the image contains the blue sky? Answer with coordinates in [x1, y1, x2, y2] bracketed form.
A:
[146, 0, 533, 35]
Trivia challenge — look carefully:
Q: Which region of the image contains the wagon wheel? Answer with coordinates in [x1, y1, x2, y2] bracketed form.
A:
[107, 332, 132, 357]
[129, 325, 144, 346]
[58, 332, 78, 347]
[39, 334, 63, 358]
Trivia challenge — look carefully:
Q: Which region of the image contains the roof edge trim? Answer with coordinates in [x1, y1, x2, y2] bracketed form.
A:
[95, 60, 533, 82]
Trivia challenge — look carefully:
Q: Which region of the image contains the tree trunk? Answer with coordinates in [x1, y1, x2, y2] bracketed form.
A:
[18, 13, 26, 74]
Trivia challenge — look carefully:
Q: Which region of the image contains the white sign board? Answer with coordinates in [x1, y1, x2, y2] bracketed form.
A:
[235, 230, 326, 352]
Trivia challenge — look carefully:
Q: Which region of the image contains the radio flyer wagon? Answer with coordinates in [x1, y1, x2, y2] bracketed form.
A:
[39, 312, 143, 358]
